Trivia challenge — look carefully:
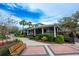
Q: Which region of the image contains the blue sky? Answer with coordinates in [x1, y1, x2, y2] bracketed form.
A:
[0, 3, 79, 27]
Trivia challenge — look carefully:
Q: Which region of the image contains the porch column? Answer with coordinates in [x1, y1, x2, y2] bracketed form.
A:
[54, 26, 56, 37]
[57, 28, 58, 34]
[27, 30, 29, 35]
[42, 27, 44, 34]
[34, 29, 36, 36]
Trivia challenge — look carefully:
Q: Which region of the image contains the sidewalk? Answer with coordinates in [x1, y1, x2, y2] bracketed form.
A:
[17, 37, 79, 56]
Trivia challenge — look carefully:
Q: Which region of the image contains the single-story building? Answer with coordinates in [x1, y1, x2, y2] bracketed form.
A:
[25, 24, 62, 37]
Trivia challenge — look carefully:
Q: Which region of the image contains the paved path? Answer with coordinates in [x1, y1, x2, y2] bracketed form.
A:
[15, 37, 79, 56]
[16, 37, 51, 46]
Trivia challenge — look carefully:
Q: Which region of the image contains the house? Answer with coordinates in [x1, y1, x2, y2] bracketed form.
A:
[25, 24, 61, 37]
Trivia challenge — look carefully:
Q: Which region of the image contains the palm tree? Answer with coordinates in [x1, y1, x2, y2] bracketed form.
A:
[19, 20, 28, 36]
[19, 20, 28, 30]
[27, 21, 32, 28]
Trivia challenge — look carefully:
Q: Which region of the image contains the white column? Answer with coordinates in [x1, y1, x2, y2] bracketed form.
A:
[27, 30, 29, 35]
[57, 28, 58, 33]
[54, 26, 56, 37]
[42, 27, 44, 34]
[34, 29, 36, 36]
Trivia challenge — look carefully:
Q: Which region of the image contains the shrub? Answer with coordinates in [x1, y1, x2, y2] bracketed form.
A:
[35, 36, 40, 40]
[36, 34, 44, 39]
[34, 34, 44, 40]
[0, 47, 10, 56]
[29, 35, 35, 39]
[46, 35, 55, 42]
[34, 34, 54, 42]
[0, 34, 6, 39]
[14, 31, 22, 37]
[55, 35, 64, 44]
[41, 36, 48, 41]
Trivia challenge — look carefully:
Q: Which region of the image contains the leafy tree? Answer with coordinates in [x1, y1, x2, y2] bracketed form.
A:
[58, 17, 77, 32]
[72, 11, 79, 27]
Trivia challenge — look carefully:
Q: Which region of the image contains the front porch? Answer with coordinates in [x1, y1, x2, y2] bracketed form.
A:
[26, 25, 61, 37]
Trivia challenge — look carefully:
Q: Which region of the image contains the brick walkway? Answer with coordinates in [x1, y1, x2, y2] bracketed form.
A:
[48, 44, 79, 55]
[21, 45, 49, 56]
[20, 44, 79, 56]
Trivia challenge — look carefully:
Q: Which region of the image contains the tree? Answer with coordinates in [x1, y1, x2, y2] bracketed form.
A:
[72, 11, 79, 27]
[0, 25, 7, 35]
[27, 21, 32, 28]
[0, 14, 18, 35]
[5, 17, 18, 34]
[0, 25, 7, 45]
[58, 17, 77, 32]
[19, 20, 28, 30]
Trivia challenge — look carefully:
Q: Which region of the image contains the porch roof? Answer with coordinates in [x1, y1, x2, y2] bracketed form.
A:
[27, 24, 55, 30]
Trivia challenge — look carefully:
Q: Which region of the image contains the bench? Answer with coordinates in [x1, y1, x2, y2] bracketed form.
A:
[9, 42, 26, 56]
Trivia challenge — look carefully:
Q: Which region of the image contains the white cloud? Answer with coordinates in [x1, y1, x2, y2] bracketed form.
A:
[27, 4, 62, 16]
[39, 15, 62, 25]
[6, 3, 17, 9]
[26, 3, 64, 24]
